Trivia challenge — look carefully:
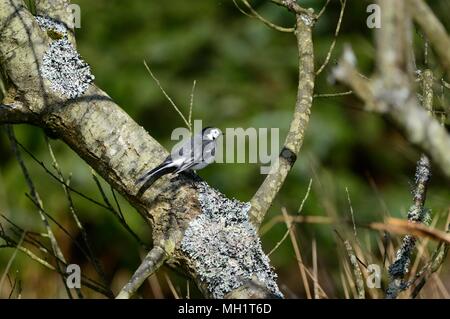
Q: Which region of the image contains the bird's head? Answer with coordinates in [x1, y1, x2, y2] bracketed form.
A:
[202, 127, 222, 141]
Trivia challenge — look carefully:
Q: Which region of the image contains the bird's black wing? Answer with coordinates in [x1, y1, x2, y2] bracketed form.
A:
[136, 161, 176, 197]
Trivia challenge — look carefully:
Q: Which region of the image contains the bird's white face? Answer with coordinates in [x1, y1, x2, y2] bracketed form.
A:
[204, 128, 222, 140]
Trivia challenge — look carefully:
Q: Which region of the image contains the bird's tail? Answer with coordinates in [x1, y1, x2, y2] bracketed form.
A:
[136, 163, 176, 197]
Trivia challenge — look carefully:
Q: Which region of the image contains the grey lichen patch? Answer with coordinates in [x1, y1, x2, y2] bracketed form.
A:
[35, 15, 67, 38]
[388, 234, 416, 278]
[181, 181, 282, 299]
[35, 16, 95, 99]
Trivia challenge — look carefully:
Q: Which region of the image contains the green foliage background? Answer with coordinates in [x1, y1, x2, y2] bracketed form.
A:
[0, 0, 449, 298]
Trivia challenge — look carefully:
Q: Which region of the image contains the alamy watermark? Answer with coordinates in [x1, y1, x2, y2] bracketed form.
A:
[67, 4, 81, 29]
[366, 264, 381, 289]
[66, 264, 81, 289]
[171, 120, 280, 174]
[63, 261, 382, 291]
[67, 4, 382, 32]
[366, 4, 381, 29]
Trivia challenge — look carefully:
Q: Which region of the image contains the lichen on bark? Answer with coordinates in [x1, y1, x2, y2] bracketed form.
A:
[181, 181, 282, 299]
[36, 15, 94, 99]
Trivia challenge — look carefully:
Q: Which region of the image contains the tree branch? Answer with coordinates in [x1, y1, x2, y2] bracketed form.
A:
[385, 155, 431, 299]
[333, 49, 450, 179]
[235, 0, 294, 33]
[408, 0, 450, 77]
[116, 246, 169, 299]
[271, 0, 314, 17]
[249, 9, 315, 228]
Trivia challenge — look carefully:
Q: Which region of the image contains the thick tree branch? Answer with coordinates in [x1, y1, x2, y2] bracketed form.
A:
[249, 10, 315, 228]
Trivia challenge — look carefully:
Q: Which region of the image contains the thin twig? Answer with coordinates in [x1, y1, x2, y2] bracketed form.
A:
[186, 280, 190, 299]
[339, 266, 350, 299]
[316, 0, 347, 75]
[143, 60, 190, 129]
[0, 231, 111, 296]
[110, 186, 125, 221]
[25, 193, 92, 258]
[342, 257, 357, 298]
[408, 0, 450, 76]
[23, 190, 113, 297]
[335, 229, 365, 299]
[164, 272, 180, 299]
[343, 240, 365, 299]
[188, 80, 196, 132]
[6, 126, 76, 299]
[13, 139, 112, 211]
[91, 171, 148, 249]
[346, 187, 357, 239]
[410, 216, 449, 298]
[0, 232, 25, 293]
[316, 0, 331, 20]
[442, 79, 450, 90]
[267, 179, 312, 256]
[314, 91, 353, 98]
[312, 237, 319, 299]
[235, 0, 294, 33]
[261, 214, 332, 236]
[281, 207, 312, 299]
[409, 214, 439, 276]
[1, 217, 110, 296]
[148, 274, 164, 299]
[45, 137, 105, 282]
[334, 230, 368, 269]
[7, 275, 18, 299]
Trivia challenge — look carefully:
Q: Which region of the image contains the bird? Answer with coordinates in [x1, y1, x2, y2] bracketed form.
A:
[136, 127, 222, 196]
